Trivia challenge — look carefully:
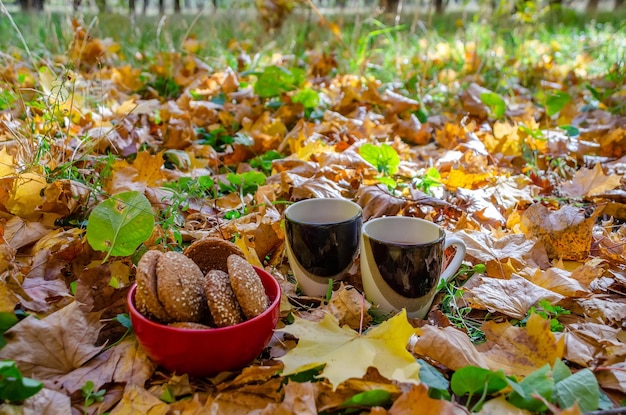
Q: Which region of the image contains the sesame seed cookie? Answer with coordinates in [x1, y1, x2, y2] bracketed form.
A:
[184, 237, 245, 275]
[227, 254, 269, 319]
[136, 250, 173, 323]
[205, 270, 244, 327]
[156, 251, 208, 323]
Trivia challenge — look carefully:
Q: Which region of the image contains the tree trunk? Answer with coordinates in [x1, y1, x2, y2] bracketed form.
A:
[434, 0, 444, 13]
[19, 0, 44, 11]
[615, 0, 625, 9]
[383, 0, 399, 12]
[174, 0, 181, 13]
[586, 0, 599, 11]
[158, 0, 164, 14]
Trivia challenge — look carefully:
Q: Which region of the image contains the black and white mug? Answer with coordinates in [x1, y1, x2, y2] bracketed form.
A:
[360, 216, 466, 319]
[284, 198, 362, 297]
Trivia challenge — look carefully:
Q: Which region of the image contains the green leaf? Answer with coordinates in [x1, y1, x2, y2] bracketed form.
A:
[507, 364, 553, 412]
[554, 368, 599, 412]
[359, 143, 400, 176]
[451, 366, 509, 398]
[417, 359, 449, 391]
[115, 313, 132, 330]
[86, 191, 155, 261]
[0, 361, 43, 402]
[480, 92, 506, 119]
[341, 389, 392, 408]
[376, 176, 397, 189]
[0, 312, 18, 332]
[552, 359, 572, 384]
[254, 66, 297, 98]
[559, 125, 579, 137]
[545, 91, 572, 117]
[292, 88, 320, 109]
[160, 387, 175, 403]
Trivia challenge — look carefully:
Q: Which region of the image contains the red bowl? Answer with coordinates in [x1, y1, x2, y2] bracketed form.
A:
[127, 266, 281, 377]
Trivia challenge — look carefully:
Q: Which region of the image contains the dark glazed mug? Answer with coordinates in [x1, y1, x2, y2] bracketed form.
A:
[284, 198, 362, 297]
[360, 216, 466, 319]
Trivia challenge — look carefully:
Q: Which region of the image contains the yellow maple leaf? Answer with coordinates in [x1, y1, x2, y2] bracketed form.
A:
[5, 172, 47, 220]
[133, 151, 165, 187]
[481, 121, 522, 156]
[277, 310, 420, 389]
[441, 169, 492, 191]
[0, 147, 14, 177]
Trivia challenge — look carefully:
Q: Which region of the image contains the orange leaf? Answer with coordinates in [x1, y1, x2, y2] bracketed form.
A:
[388, 384, 466, 415]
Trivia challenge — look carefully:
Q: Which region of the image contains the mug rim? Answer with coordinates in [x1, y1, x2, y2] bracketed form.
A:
[285, 198, 363, 225]
[362, 216, 445, 247]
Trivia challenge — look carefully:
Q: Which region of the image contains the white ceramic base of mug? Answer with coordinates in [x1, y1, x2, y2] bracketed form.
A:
[362, 271, 435, 320]
[286, 241, 335, 297]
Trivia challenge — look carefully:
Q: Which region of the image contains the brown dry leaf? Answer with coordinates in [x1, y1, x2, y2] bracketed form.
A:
[56, 337, 154, 393]
[529, 267, 591, 297]
[520, 203, 602, 261]
[19, 275, 73, 313]
[477, 396, 533, 415]
[210, 377, 283, 414]
[562, 319, 626, 367]
[568, 297, 626, 325]
[356, 185, 406, 221]
[39, 180, 90, 217]
[415, 314, 564, 377]
[0, 301, 104, 378]
[3, 216, 51, 250]
[323, 283, 371, 330]
[0, 277, 20, 313]
[109, 384, 170, 415]
[454, 230, 539, 279]
[559, 163, 622, 197]
[168, 394, 208, 415]
[388, 383, 468, 415]
[455, 188, 506, 229]
[476, 313, 565, 376]
[463, 274, 564, 319]
[12, 388, 72, 415]
[259, 381, 317, 415]
[413, 325, 488, 370]
[569, 258, 607, 287]
[596, 362, 626, 393]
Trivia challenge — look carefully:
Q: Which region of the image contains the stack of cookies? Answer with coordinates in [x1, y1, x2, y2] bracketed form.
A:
[134, 237, 270, 329]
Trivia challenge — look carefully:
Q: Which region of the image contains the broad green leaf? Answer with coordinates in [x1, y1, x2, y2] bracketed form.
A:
[507, 364, 553, 412]
[341, 390, 392, 408]
[552, 359, 572, 384]
[292, 88, 320, 109]
[545, 91, 572, 117]
[559, 125, 579, 137]
[254, 66, 296, 98]
[480, 92, 506, 119]
[554, 368, 599, 412]
[0, 361, 43, 402]
[376, 176, 397, 189]
[359, 143, 400, 176]
[417, 359, 449, 391]
[86, 191, 155, 261]
[451, 366, 509, 397]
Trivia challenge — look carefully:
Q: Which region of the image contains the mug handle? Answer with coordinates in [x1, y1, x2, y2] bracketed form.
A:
[439, 237, 467, 284]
